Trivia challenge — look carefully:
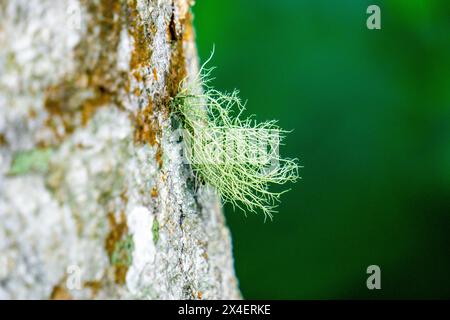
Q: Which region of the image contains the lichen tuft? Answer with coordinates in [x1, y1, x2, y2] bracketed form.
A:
[172, 53, 300, 219]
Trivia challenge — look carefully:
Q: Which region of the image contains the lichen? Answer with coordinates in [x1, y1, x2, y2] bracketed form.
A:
[173, 60, 300, 219]
[128, 0, 153, 71]
[105, 212, 132, 285]
[111, 235, 134, 267]
[9, 148, 53, 176]
[134, 100, 159, 145]
[111, 234, 134, 285]
[152, 218, 159, 244]
[43, 0, 126, 143]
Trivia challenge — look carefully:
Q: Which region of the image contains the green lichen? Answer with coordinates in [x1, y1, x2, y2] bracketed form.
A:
[152, 218, 159, 244]
[172, 53, 300, 219]
[9, 148, 53, 176]
[111, 235, 134, 267]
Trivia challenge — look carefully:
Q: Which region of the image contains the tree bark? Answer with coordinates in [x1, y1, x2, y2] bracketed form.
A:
[0, 0, 240, 299]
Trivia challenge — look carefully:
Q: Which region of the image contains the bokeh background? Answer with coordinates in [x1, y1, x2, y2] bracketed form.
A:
[193, 0, 450, 299]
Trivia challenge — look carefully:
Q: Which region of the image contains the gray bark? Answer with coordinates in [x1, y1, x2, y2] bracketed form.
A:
[0, 0, 240, 299]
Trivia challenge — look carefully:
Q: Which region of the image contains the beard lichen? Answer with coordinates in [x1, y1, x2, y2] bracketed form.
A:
[171, 54, 300, 219]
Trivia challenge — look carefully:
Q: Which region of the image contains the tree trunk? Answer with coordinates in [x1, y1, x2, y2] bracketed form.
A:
[0, 0, 240, 299]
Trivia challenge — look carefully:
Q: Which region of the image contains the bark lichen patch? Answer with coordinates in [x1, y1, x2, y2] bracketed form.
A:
[42, 0, 126, 144]
[127, 0, 154, 71]
[105, 211, 128, 258]
[8, 148, 53, 176]
[133, 100, 164, 168]
[152, 218, 160, 244]
[105, 211, 132, 285]
[43, 78, 116, 142]
[111, 235, 134, 285]
[126, 0, 168, 169]
[127, 0, 194, 172]
[134, 100, 158, 145]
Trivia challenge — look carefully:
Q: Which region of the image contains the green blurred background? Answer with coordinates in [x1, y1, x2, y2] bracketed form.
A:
[192, 0, 450, 299]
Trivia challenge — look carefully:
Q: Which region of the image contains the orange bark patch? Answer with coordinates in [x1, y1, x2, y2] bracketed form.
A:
[134, 100, 157, 145]
[153, 67, 158, 81]
[105, 212, 128, 259]
[50, 285, 72, 300]
[105, 211, 131, 285]
[133, 100, 164, 168]
[84, 280, 103, 298]
[128, 0, 154, 71]
[0, 133, 7, 146]
[151, 186, 158, 198]
[155, 147, 163, 169]
[114, 266, 128, 285]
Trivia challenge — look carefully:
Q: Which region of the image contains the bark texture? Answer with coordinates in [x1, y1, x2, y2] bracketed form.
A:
[0, 0, 240, 299]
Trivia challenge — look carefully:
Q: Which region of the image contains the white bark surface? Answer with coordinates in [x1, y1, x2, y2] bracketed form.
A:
[0, 0, 240, 299]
